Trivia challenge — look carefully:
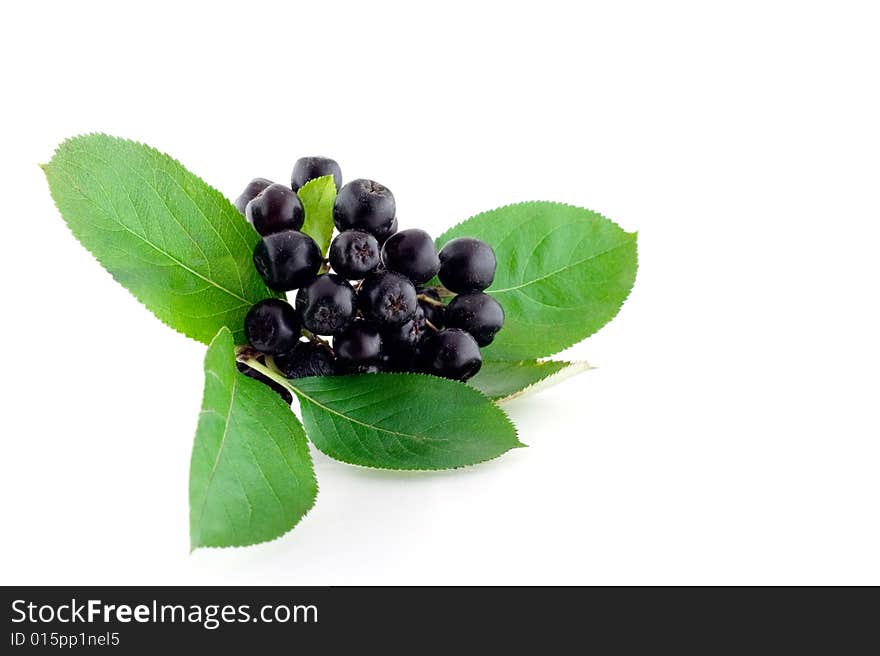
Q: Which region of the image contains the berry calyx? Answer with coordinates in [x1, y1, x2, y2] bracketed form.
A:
[357, 271, 418, 326]
[291, 156, 342, 191]
[329, 230, 381, 279]
[333, 178, 396, 238]
[419, 328, 482, 381]
[438, 237, 497, 293]
[381, 228, 440, 284]
[444, 292, 505, 346]
[246, 183, 304, 236]
[244, 299, 301, 355]
[253, 230, 322, 291]
[295, 274, 357, 336]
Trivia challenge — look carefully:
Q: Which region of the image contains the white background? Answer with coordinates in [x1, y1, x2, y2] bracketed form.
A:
[1, 1, 878, 585]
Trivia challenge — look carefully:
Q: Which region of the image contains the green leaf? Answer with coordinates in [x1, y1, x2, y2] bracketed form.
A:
[437, 202, 638, 360]
[294, 375, 523, 470]
[245, 363, 523, 470]
[297, 175, 336, 255]
[469, 359, 593, 402]
[43, 134, 278, 344]
[190, 328, 318, 550]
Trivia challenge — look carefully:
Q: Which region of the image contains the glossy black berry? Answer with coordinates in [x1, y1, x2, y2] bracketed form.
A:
[381, 305, 427, 370]
[275, 341, 338, 379]
[246, 183, 304, 236]
[438, 237, 497, 293]
[295, 274, 357, 335]
[234, 178, 273, 215]
[244, 299, 301, 355]
[329, 230, 380, 279]
[236, 361, 293, 404]
[417, 287, 445, 328]
[445, 292, 505, 346]
[334, 322, 383, 367]
[383, 304, 426, 349]
[357, 271, 417, 326]
[381, 228, 440, 284]
[374, 217, 398, 245]
[333, 178, 396, 238]
[419, 328, 482, 381]
[253, 230, 322, 291]
[291, 156, 342, 191]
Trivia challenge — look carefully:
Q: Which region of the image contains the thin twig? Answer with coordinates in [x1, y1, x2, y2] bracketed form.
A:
[416, 293, 444, 308]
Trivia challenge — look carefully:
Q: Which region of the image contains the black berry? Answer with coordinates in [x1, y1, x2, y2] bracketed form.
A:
[333, 178, 396, 238]
[246, 183, 304, 236]
[275, 341, 338, 378]
[334, 322, 383, 368]
[236, 361, 293, 404]
[329, 230, 380, 279]
[244, 299, 301, 355]
[381, 305, 427, 370]
[438, 237, 497, 293]
[358, 271, 417, 326]
[237, 158, 506, 393]
[383, 304, 426, 349]
[381, 228, 440, 284]
[374, 217, 398, 245]
[235, 178, 273, 215]
[253, 230, 322, 291]
[445, 292, 505, 346]
[291, 156, 342, 191]
[420, 328, 482, 381]
[295, 274, 357, 335]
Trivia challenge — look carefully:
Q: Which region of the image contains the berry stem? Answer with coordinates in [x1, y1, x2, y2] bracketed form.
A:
[424, 318, 440, 332]
[422, 284, 455, 299]
[239, 355, 296, 392]
[234, 344, 261, 363]
[416, 293, 445, 308]
[301, 328, 331, 348]
[435, 285, 455, 299]
[262, 355, 285, 377]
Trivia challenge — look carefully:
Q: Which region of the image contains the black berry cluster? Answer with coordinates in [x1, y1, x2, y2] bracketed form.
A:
[237, 157, 503, 385]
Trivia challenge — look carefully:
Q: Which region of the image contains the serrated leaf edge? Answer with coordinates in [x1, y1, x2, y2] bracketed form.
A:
[296, 174, 336, 256]
[190, 328, 318, 552]
[437, 199, 636, 245]
[437, 200, 639, 359]
[43, 133, 280, 346]
[241, 358, 525, 472]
